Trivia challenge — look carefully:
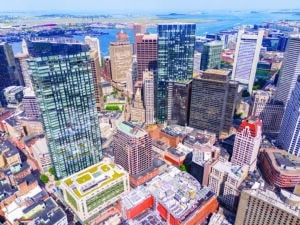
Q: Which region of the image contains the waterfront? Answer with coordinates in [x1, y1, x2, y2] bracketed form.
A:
[8, 10, 300, 56]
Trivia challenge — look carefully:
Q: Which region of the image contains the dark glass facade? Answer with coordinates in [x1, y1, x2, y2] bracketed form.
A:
[155, 24, 196, 124]
[166, 80, 191, 126]
[27, 39, 102, 178]
[200, 41, 223, 71]
[0, 43, 21, 92]
[189, 70, 238, 137]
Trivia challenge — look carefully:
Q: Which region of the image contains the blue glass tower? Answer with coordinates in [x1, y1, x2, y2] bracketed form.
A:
[155, 24, 196, 123]
[26, 38, 102, 179]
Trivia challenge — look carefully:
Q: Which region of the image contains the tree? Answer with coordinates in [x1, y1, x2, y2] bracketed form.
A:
[48, 167, 55, 176]
[179, 165, 187, 172]
[40, 174, 49, 184]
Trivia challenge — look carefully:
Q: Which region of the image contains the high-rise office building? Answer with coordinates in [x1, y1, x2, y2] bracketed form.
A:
[189, 69, 238, 137]
[15, 53, 29, 88]
[103, 56, 112, 81]
[0, 42, 21, 91]
[193, 52, 201, 74]
[231, 30, 264, 93]
[143, 70, 155, 125]
[235, 188, 300, 225]
[89, 50, 103, 112]
[113, 121, 152, 175]
[133, 24, 147, 54]
[135, 33, 157, 82]
[275, 34, 300, 105]
[133, 24, 146, 35]
[277, 75, 300, 157]
[85, 36, 101, 66]
[200, 41, 223, 71]
[155, 23, 196, 123]
[25, 38, 102, 178]
[208, 161, 248, 210]
[166, 80, 191, 126]
[109, 31, 132, 84]
[251, 90, 284, 135]
[22, 88, 40, 119]
[130, 88, 145, 123]
[231, 117, 262, 172]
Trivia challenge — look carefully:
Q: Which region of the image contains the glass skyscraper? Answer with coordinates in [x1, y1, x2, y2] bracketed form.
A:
[26, 38, 102, 179]
[155, 23, 196, 124]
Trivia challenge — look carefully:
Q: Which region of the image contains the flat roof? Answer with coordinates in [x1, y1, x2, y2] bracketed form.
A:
[122, 186, 151, 210]
[204, 69, 230, 76]
[31, 138, 49, 155]
[245, 188, 300, 216]
[213, 161, 246, 180]
[264, 148, 300, 174]
[147, 167, 215, 221]
[118, 121, 147, 138]
[62, 158, 127, 198]
[204, 41, 223, 46]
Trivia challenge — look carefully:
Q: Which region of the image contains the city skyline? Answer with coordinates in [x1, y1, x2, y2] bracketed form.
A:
[1, 0, 300, 12]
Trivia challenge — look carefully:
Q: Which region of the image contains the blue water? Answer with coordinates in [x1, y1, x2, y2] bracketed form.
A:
[10, 11, 300, 56]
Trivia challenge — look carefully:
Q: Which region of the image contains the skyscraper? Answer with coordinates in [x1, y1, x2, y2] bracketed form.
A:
[22, 88, 40, 119]
[0, 42, 21, 91]
[113, 121, 152, 175]
[135, 33, 157, 82]
[251, 90, 284, 135]
[275, 34, 300, 105]
[143, 70, 155, 125]
[231, 30, 264, 93]
[277, 76, 300, 157]
[26, 38, 102, 178]
[155, 23, 196, 123]
[89, 50, 104, 112]
[166, 80, 191, 126]
[189, 69, 238, 137]
[231, 117, 262, 172]
[235, 188, 300, 225]
[85, 36, 101, 66]
[130, 88, 145, 123]
[109, 31, 132, 85]
[200, 41, 223, 71]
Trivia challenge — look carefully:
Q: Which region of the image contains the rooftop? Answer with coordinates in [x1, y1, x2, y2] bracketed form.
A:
[183, 129, 216, 147]
[142, 33, 158, 40]
[204, 41, 223, 46]
[21, 197, 66, 225]
[122, 186, 151, 210]
[237, 117, 262, 138]
[213, 161, 247, 180]
[0, 140, 19, 158]
[118, 121, 147, 138]
[264, 148, 300, 175]
[129, 210, 167, 225]
[31, 138, 49, 155]
[28, 37, 82, 45]
[147, 167, 215, 221]
[244, 188, 300, 216]
[62, 158, 127, 198]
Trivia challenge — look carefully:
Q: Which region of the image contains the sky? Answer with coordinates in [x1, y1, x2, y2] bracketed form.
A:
[1, 0, 300, 13]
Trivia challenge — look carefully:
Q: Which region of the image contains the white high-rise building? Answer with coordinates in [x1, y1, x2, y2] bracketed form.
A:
[275, 35, 300, 105]
[143, 70, 155, 125]
[231, 30, 264, 93]
[85, 36, 102, 66]
[277, 76, 300, 157]
[231, 117, 262, 172]
[193, 52, 201, 74]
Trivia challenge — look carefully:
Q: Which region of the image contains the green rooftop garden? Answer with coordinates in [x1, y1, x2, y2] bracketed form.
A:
[63, 163, 125, 199]
[76, 174, 92, 184]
